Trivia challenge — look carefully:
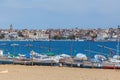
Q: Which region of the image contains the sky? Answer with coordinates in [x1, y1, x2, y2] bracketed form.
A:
[0, 0, 120, 29]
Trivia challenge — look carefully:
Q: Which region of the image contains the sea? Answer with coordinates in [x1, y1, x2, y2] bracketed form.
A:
[0, 40, 119, 58]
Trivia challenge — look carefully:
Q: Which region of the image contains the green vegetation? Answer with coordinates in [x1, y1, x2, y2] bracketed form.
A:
[53, 35, 66, 40]
[0, 34, 5, 39]
[67, 35, 75, 40]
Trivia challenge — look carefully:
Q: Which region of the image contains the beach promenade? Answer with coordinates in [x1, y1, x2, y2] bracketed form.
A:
[0, 65, 120, 80]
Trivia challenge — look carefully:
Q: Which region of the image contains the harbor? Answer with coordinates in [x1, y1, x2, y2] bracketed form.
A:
[0, 41, 119, 70]
[1, 0, 120, 79]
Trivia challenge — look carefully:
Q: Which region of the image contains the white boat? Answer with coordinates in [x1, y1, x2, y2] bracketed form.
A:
[29, 51, 60, 65]
[113, 55, 120, 60]
[94, 55, 107, 61]
[75, 53, 87, 60]
[59, 54, 71, 58]
[10, 43, 19, 46]
[109, 58, 120, 63]
[0, 50, 3, 57]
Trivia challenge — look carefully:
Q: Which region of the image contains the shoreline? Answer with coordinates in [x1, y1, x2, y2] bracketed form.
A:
[0, 39, 118, 42]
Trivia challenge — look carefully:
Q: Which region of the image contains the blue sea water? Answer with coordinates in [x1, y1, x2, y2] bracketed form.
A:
[0, 41, 119, 58]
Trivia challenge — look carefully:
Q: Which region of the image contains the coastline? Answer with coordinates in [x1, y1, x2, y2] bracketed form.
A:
[0, 39, 118, 42]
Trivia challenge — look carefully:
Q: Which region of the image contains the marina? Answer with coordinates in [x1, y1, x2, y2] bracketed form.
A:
[0, 41, 119, 69]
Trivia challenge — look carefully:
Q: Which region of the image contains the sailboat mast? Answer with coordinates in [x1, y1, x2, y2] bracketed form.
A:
[70, 40, 73, 57]
[116, 26, 120, 55]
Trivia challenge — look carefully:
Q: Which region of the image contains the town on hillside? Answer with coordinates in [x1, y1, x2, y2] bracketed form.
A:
[0, 24, 119, 41]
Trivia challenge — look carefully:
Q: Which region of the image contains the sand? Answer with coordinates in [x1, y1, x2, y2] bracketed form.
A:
[0, 65, 120, 80]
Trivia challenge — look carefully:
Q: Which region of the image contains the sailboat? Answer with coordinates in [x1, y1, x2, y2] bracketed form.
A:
[102, 26, 120, 69]
[0, 50, 13, 64]
[113, 34, 120, 60]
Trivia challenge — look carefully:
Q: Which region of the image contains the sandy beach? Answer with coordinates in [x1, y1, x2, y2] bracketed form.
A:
[0, 65, 120, 80]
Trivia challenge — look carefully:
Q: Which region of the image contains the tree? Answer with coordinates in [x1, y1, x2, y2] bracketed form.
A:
[18, 31, 24, 37]
[34, 32, 37, 35]
[67, 35, 75, 40]
[53, 35, 67, 40]
[0, 34, 5, 39]
[53, 35, 61, 40]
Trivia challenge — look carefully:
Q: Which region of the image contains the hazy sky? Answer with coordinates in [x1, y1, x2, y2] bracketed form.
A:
[0, 0, 120, 29]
